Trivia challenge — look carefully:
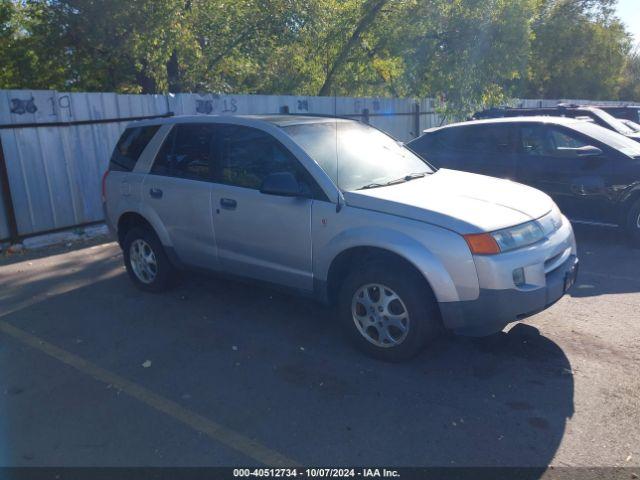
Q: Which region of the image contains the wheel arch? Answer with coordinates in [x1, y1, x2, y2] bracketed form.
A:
[116, 209, 171, 249]
[320, 224, 464, 310]
[325, 246, 438, 306]
[620, 185, 640, 226]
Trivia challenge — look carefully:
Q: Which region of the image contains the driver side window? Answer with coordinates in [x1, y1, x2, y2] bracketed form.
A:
[521, 125, 552, 156]
[548, 128, 589, 155]
[217, 126, 297, 189]
[214, 125, 326, 199]
[520, 125, 589, 158]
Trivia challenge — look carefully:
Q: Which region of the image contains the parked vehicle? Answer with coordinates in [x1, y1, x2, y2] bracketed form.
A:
[104, 115, 578, 361]
[408, 116, 640, 243]
[474, 105, 640, 142]
[590, 105, 640, 124]
[619, 118, 640, 133]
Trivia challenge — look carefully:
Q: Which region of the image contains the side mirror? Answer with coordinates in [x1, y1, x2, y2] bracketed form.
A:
[260, 172, 306, 197]
[576, 145, 603, 157]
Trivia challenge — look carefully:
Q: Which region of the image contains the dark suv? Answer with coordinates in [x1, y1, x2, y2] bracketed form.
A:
[474, 105, 640, 143]
[408, 116, 640, 243]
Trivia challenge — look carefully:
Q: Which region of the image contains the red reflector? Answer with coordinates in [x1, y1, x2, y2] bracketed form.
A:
[101, 170, 109, 202]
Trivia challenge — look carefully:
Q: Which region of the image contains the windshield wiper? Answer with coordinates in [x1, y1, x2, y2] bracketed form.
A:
[357, 172, 428, 190]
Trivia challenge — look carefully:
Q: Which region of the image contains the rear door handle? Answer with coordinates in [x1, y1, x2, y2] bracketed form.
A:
[220, 198, 237, 209]
[149, 188, 163, 199]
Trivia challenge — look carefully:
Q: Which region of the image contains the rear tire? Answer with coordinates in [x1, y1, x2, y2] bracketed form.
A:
[122, 227, 175, 292]
[626, 199, 640, 247]
[337, 261, 441, 362]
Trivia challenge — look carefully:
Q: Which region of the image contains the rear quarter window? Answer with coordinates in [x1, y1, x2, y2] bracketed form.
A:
[109, 125, 160, 172]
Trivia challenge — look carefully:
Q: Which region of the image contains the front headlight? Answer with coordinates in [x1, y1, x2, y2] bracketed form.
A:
[491, 220, 545, 252]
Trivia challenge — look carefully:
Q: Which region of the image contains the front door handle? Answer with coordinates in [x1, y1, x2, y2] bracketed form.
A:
[149, 188, 163, 199]
[220, 198, 237, 209]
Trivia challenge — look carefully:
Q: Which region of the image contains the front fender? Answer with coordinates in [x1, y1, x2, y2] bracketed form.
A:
[316, 225, 467, 303]
[619, 181, 640, 203]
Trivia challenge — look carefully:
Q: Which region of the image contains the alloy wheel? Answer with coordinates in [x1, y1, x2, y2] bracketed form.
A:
[351, 283, 410, 348]
[129, 238, 158, 284]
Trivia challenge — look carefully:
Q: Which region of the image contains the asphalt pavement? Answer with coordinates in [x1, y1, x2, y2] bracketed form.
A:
[0, 226, 638, 469]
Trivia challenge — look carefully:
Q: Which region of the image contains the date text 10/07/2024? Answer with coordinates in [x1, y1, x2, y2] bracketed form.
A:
[233, 469, 400, 478]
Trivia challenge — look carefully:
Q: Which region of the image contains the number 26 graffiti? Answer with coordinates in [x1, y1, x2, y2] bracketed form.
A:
[10, 98, 38, 115]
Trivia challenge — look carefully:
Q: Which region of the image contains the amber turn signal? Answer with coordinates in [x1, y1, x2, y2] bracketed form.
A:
[464, 233, 501, 255]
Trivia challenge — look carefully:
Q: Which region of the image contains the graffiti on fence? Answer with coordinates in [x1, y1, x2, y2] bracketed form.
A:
[10, 98, 37, 115]
[195, 97, 238, 115]
[48, 95, 72, 117]
[9, 95, 74, 118]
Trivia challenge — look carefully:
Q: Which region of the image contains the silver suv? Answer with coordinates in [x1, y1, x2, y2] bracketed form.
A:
[103, 115, 579, 361]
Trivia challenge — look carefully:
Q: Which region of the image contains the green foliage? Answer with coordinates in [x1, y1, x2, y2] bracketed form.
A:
[619, 46, 640, 100]
[524, 0, 632, 100]
[1, 0, 638, 116]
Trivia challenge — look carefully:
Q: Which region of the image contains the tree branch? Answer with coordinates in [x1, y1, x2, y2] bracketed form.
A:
[318, 0, 388, 96]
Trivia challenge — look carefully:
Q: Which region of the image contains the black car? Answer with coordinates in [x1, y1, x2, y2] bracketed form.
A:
[474, 105, 640, 143]
[407, 116, 640, 242]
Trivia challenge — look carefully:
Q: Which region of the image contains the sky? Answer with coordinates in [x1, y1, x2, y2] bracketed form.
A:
[616, 0, 640, 46]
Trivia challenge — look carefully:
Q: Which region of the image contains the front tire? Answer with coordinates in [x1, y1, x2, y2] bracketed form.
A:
[338, 261, 441, 361]
[626, 199, 640, 247]
[122, 227, 175, 292]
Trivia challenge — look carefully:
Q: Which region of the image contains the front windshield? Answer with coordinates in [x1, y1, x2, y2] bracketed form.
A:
[570, 121, 640, 158]
[590, 109, 635, 136]
[283, 120, 433, 191]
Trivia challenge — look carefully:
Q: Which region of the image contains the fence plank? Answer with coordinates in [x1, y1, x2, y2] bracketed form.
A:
[0, 89, 637, 241]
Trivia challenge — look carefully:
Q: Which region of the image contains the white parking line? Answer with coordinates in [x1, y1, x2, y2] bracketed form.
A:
[0, 319, 298, 467]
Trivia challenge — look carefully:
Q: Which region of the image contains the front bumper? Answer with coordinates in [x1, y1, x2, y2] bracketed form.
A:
[439, 254, 578, 336]
[439, 206, 578, 337]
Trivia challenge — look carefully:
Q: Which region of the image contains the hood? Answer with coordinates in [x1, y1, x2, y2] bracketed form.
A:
[343, 169, 554, 234]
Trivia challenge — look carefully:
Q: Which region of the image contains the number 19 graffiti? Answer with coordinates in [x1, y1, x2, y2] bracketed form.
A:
[9, 95, 73, 117]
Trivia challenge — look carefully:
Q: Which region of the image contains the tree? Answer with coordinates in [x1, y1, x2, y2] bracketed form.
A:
[619, 45, 640, 101]
[1, 0, 638, 106]
[406, 0, 536, 117]
[524, 0, 632, 100]
[0, 1, 68, 89]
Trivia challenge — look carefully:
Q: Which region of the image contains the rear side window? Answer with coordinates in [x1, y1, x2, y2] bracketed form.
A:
[151, 124, 216, 181]
[109, 125, 160, 172]
[457, 125, 515, 153]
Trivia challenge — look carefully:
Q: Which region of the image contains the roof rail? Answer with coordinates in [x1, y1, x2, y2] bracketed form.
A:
[274, 112, 358, 120]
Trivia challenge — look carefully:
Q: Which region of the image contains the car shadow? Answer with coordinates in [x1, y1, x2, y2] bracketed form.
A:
[1, 262, 574, 472]
[568, 224, 640, 298]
